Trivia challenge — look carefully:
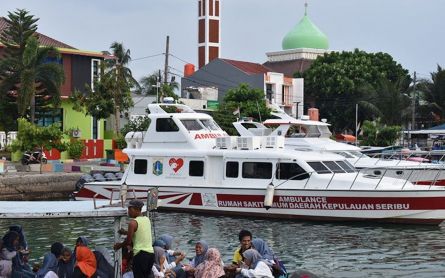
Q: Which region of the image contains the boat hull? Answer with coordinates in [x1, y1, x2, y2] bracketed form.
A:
[76, 183, 445, 225]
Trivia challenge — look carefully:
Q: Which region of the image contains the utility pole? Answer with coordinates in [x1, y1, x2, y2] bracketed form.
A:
[164, 35, 170, 85]
[412, 71, 417, 130]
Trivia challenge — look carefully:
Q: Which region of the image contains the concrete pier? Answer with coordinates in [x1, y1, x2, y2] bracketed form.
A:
[0, 172, 82, 201]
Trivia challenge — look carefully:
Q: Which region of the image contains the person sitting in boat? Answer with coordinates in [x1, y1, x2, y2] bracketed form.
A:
[73, 245, 97, 278]
[76, 237, 89, 248]
[232, 230, 253, 266]
[93, 247, 114, 278]
[251, 239, 286, 278]
[0, 239, 13, 278]
[1, 231, 34, 278]
[159, 234, 185, 265]
[194, 248, 225, 278]
[235, 249, 273, 278]
[152, 246, 176, 278]
[58, 247, 75, 278]
[37, 242, 64, 278]
[152, 240, 186, 278]
[182, 240, 208, 277]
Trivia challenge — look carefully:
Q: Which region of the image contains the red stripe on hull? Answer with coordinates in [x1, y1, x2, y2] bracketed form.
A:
[156, 207, 444, 225]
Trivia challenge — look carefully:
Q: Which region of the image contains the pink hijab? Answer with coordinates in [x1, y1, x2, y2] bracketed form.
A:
[194, 248, 225, 278]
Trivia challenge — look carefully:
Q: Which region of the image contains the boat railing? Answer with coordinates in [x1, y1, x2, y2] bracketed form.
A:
[364, 149, 445, 165]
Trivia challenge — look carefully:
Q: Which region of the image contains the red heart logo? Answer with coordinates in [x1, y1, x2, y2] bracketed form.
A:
[169, 158, 184, 173]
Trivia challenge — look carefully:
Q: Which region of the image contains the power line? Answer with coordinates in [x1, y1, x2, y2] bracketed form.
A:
[130, 53, 165, 62]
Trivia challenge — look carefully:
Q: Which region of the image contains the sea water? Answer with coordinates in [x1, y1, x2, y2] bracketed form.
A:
[1, 212, 445, 277]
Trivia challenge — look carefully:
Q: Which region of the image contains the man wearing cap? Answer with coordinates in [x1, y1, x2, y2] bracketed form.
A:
[114, 199, 155, 278]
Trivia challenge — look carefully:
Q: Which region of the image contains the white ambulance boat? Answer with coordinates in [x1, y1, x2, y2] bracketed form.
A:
[76, 104, 445, 224]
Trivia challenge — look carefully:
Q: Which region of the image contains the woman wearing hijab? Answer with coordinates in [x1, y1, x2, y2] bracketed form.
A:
[159, 234, 177, 263]
[2, 231, 35, 278]
[73, 245, 97, 278]
[190, 241, 208, 268]
[37, 242, 64, 278]
[236, 249, 273, 278]
[0, 239, 13, 277]
[252, 239, 287, 278]
[152, 246, 175, 278]
[194, 248, 225, 278]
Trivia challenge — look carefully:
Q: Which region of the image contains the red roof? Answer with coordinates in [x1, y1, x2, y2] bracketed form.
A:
[221, 58, 272, 75]
[0, 17, 76, 49]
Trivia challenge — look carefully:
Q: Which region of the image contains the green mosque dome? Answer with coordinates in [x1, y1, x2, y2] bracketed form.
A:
[282, 7, 329, 50]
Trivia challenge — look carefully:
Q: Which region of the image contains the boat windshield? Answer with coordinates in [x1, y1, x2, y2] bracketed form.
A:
[180, 119, 205, 131]
[286, 124, 332, 138]
[307, 160, 356, 174]
[200, 119, 220, 131]
[349, 151, 369, 158]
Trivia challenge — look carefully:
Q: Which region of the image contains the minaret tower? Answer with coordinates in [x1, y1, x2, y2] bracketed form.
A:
[198, 0, 220, 68]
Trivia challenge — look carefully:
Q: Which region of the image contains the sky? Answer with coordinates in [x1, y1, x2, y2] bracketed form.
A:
[1, 0, 444, 83]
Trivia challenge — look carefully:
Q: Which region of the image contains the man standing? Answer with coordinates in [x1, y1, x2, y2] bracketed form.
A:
[114, 199, 155, 278]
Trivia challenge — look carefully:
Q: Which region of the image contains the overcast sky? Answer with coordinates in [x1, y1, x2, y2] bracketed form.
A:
[1, 0, 444, 83]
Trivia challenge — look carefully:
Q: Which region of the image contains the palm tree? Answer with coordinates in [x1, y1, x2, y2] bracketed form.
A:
[106, 42, 138, 132]
[0, 9, 64, 123]
[418, 65, 445, 123]
[139, 71, 179, 102]
[357, 77, 411, 127]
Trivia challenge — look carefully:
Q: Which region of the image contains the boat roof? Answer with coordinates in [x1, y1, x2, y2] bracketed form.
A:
[0, 201, 127, 219]
[264, 118, 330, 126]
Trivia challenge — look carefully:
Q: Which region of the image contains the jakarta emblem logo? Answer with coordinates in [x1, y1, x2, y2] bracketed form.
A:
[153, 160, 163, 176]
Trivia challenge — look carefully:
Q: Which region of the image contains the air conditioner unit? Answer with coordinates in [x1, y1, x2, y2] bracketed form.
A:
[236, 136, 261, 150]
[216, 136, 236, 149]
[262, 136, 285, 149]
[72, 129, 81, 138]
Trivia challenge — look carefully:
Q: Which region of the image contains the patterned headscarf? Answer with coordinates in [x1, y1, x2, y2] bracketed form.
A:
[252, 238, 275, 261]
[242, 249, 263, 269]
[193, 240, 209, 267]
[194, 248, 225, 278]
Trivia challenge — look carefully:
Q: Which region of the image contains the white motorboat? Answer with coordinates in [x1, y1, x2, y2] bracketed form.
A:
[76, 104, 445, 224]
[237, 107, 445, 186]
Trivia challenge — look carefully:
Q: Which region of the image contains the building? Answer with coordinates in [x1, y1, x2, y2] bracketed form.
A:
[181, 58, 303, 117]
[263, 4, 330, 76]
[198, 0, 221, 68]
[0, 17, 113, 160]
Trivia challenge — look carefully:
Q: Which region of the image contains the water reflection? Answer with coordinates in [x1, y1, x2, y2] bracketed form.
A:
[1, 212, 445, 277]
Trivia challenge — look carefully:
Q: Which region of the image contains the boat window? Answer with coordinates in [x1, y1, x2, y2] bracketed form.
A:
[201, 119, 220, 131]
[226, 161, 239, 178]
[156, 118, 179, 132]
[334, 151, 355, 159]
[307, 162, 331, 174]
[189, 160, 204, 176]
[323, 161, 346, 173]
[336, 160, 356, 173]
[181, 119, 204, 131]
[134, 159, 147, 174]
[242, 162, 272, 179]
[276, 163, 309, 180]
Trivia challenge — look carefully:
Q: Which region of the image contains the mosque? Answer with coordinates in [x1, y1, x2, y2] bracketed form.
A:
[181, 1, 330, 118]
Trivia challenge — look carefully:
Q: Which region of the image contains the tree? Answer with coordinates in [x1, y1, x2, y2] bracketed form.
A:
[139, 71, 179, 102]
[360, 120, 401, 147]
[0, 9, 65, 123]
[212, 83, 271, 135]
[299, 49, 411, 132]
[70, 42, 136, 135]
[418, 65, 445, 124]
[357, 77, 411, 126]
[11, 118, 65, 173]
[107, 42, 138, 132]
